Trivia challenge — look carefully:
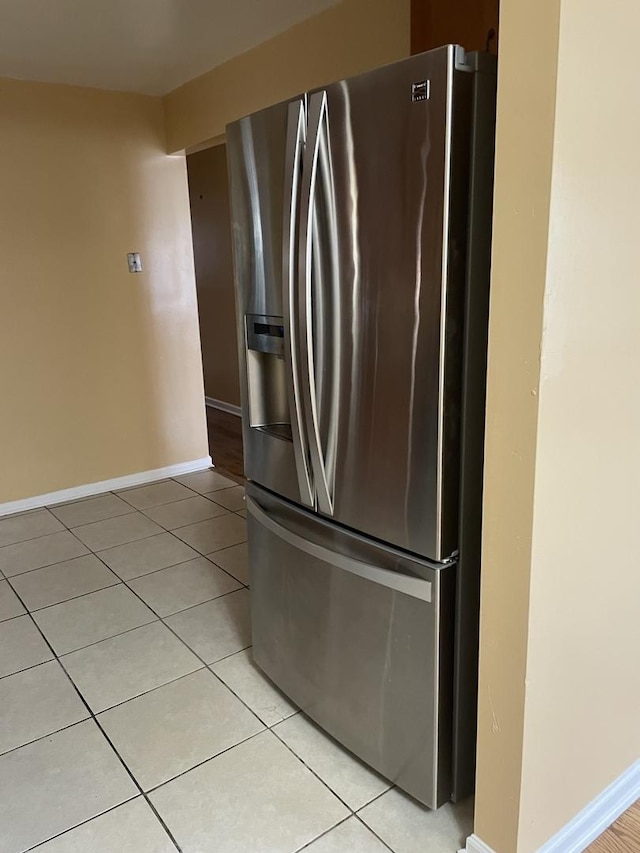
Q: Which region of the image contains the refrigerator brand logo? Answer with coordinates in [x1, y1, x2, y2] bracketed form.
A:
[411, 80, 430, 102]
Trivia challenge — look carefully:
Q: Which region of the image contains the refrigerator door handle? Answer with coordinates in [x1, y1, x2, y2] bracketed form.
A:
[247, 496, 433, 602]
[299, 91, 334, 516]
[283, 99, 314, 507]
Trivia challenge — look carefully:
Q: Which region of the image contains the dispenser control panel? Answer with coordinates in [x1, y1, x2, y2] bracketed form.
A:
[246, 314, 285, 357]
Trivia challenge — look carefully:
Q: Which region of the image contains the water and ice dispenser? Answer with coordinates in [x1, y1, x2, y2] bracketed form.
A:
[245, 314, 291, 441]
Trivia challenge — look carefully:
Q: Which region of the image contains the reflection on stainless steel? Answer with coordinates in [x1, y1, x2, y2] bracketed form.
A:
[247, 494, 432, 601]
[227, 45, 496, 810]
[245, 313, 289, 437]
[247, 482, 454, 808]
[299, 91, 334, 516]
[282, 100, 314, 506]
[227, 99, 303, 505]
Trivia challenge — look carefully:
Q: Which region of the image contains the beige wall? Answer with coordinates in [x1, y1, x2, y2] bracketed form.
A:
[476, 0, 640, 850]
[163, 0, 411, 152]
[518, 0, 640, 848]
[0, 78, 208, 505]
[473, 1, 561, 848]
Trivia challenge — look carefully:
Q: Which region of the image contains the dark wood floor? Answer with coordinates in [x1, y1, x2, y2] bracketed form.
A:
[206, 406, 245, 482]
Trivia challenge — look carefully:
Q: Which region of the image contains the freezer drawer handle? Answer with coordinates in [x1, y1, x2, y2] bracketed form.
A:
[247, 496, 433, 603]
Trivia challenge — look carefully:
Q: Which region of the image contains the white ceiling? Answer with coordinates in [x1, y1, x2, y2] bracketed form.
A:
[0, 0, 337, 95]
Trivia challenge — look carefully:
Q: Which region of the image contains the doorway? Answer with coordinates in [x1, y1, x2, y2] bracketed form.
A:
[187, 143, 244, 480]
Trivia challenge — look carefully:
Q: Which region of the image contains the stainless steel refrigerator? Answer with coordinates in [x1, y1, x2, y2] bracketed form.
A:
[226, 45, 496, 809]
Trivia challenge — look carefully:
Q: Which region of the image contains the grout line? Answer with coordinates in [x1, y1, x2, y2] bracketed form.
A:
[5, 469, 400, 853]
[0, 551, 96, 582]
[268, 725, 360, 816]
[0, 651, 55, 683]
[293, 815, 354, 852]
[144, 728, 267, 796]
[353, 812, 396, 852]
[110, 552, 245, 588]
[23, 796, 150, 852]
[87, 500, 248, 587]
[3, 578, 182, 852]
[138, 508, 234, 533]
[355, 786, 395, 813]
[54, 659, 183, 852]
[53, 616, 161, 658]
[62, 509, 138, 529]
[0, 711, 92, 760]
[17, 577, 122, 615]
[206, 644, 253, 666]
[115, 475, 223, 511]
[23, 796, 145, 851]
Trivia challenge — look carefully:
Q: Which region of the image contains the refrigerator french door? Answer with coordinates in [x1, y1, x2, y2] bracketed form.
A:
[227, 45, 495, 809]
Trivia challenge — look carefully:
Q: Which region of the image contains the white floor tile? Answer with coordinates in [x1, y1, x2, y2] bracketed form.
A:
[33, 584, 156, 655]
[99, 532, 200, 581]
[274, 714, 391, 810]
[128, 557, 241, 617]
[211, 649, 297, 727]
[175, 470, 236, 494]
[74, 513, 163, 552]
[0, 719, 137, 853]
[0, 509, 63, 548]
[49, 493, 135, 528]
[357, 788, 474, 853]
[173, 514, 247, 555]
[0, 615, 52, 678]
[0, 579, 25, 621]
[117, 480, 194, 510]
[0, 531, 88, 577]
[99, 669, 263, 790]
[206, 485, 246, 512]
[208, 541, 249, 584]
[304, 817, 390, 852]
[34, 798, 175, 853]
[62, 621, 202, 713]
[10, 554, 118, 611]
[0, 660, 88, 755]
[150, 730, 348, 853]
[165, 588, 251, 663]
[142, 495, 229, 530]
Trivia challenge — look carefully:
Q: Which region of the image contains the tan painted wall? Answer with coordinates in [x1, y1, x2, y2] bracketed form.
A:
[0, 78, 208, 504]
[517, 0, 640, 848]
[163, 0, 411, 152]
[476, 0, 640, 850]
[473, 1, 561, 848]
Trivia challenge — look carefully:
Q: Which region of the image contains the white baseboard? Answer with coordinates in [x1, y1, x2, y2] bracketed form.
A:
[459, 834, 496, 853]
[205, 397, 241, 417]
[459, 759, 640, 853]
[538, 759, 640, 853]
[0, 456, 213, 518]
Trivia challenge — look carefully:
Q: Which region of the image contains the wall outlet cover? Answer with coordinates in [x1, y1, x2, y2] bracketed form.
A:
[127, 252, 143, 273]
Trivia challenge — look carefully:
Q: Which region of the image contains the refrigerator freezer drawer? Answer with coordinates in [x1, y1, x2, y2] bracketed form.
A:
[246, 484, 455, 808]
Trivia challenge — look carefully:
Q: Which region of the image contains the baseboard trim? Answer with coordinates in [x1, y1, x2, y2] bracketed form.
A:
[0, 456, 213, 517]
[459, 834, 496, 853]
[205, 397, 241, 417]
[459, 759, 640, 853]
[538, 758, 640, 853]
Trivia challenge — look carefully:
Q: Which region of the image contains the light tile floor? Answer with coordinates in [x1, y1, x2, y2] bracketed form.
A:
[0, 470, 473, 853]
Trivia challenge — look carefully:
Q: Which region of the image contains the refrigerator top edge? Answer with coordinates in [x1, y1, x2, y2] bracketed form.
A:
[225, 44, 469, 132]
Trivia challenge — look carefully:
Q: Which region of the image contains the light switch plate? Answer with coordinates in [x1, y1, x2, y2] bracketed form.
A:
[127, 252, 143, 273]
